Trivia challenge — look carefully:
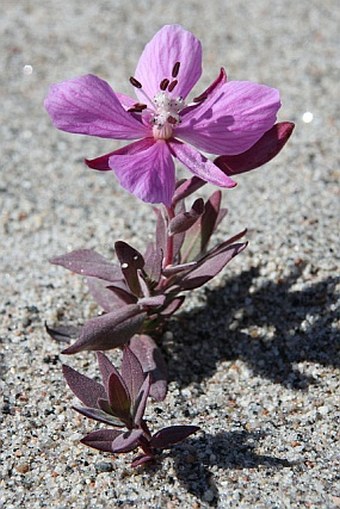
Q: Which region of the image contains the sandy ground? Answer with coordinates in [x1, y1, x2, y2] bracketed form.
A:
[1, 1, 339, 507]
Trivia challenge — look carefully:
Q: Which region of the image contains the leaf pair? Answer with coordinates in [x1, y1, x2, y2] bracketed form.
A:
[63, 347, 148, 428]
[63, 347, 199, 467]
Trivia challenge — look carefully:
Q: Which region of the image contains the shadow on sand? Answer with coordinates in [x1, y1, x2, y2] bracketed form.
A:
[164, 265, 339, 389]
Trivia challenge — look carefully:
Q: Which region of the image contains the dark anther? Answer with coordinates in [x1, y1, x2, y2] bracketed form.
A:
[167, 115, 177, 125]
[172, 62, 180, 78]
[160, 78, 170, 91]
[128, 103, 147, 113]
[129, 76, 142, 89]
[168, 80, 178, 93]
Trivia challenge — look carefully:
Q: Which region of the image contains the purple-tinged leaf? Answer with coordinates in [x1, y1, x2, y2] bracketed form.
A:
[171, 199, 186, 263]
[159, 296, 185, 317]
[115, 241, 144, 269]
[168, 198, 205, 235]
[106, 284, 137, 304]
[214, 122, 295, 175]
[115, 241, 145, 297]
[80, 429, 123, 453]
[73, 405, 125, 427]
[162, 261, 197, 277]
[45, 322, 79, 344]
[121, 346, 145, 404]
[215, 208, 228, 229]
[179, 243, 247, 290]
[172, 230, 186, 265]
[62, 364, 106, 407]
[143, 244, 163, 285]
[132, 374, 151, 426]
[200, 190, 223, 253]
[96, 352, 119, 388]
[137, 269, 150, 298]
[111, 429, 144, 453]
[150, 425, 200, 449]
[180, 191, 222, 262]
[129, 335, 168, 401]
[62, 305, 146, 354]
[204, 228, 247, 260]
[98, 397, 113, 414]
[138, 295, 166, 307]
[172, 176, 206, 205]
[107, 371, 131, 419]
[50, 249, 121, 282]
[86, 277, 127, 312]
[131, 453, 154, 468]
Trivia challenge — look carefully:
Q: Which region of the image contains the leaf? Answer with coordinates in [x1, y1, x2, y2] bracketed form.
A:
[138, 295, 166, 307]
[131, 453, 154, 468]
[214, 122, 295, 175]
[50, 249, 121, 282]
[73, 405, 125, 427]
[62, 364, 106, 407]
[150, 425, 200, 449]
[96, 352, 119, 388]
[199, 191, 223, 253]
[180, 191, 222, 262]
[132, 374, 151, 426]
[45, 322, 79, 343]
[111, 429, 144, 453]
[115, 241, 145, 296]
[172, 176, 206, 205]
[179, 242, 247, 290]
[168, 198, 205, 235]
[62, 305, 146, 354]
[143, 243, 163, 285]
[121, 346, 145, 404]
[162, 261, 197, 277]
[86, 277, 126, 312]
[80, 429, 123, 453]
[106, 284, 137, 304]
[107, 372, 131, 420]
[203, 228, 247, 259]
[129, 335, 168, 401]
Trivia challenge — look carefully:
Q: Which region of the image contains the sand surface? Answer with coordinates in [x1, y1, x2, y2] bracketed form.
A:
[1, 1, 339, 507]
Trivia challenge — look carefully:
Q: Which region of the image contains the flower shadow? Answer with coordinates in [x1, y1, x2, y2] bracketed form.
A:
[165, 265, 339, 389]
[169, 430, 292, 507]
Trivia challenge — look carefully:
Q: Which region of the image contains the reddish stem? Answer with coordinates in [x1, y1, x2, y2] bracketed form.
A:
[163, 205, 175, 268]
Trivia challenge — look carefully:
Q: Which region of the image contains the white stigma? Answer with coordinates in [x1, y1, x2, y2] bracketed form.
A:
[152, 92, 185, 140]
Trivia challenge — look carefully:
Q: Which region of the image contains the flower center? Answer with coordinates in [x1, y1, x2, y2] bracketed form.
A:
[129, 61, 184, 141]
[151, 92, 185, 140]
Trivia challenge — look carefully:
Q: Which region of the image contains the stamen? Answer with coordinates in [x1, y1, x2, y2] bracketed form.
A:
[160, 78, 170, 91]
[129, 76, 142, 89]
[167, 115, 177, 125]
[127, 103, 147, 113]
[172, 62, 180, 78]
[168, 80, 178, 93]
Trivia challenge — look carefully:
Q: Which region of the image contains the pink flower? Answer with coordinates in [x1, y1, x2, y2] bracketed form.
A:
[44, 24, 281, 205]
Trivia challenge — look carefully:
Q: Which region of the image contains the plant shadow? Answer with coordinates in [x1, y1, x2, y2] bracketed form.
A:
[169, 430, 293, 507]
[164, 264, 339, 389]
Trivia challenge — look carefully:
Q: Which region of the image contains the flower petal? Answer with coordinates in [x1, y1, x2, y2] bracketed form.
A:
[177, 81, 280, 154]
[44, 74, 148, 139]
[169, 140, 236, 188]
[134, 24, 202, 104]
[108, 139, 175, 205]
